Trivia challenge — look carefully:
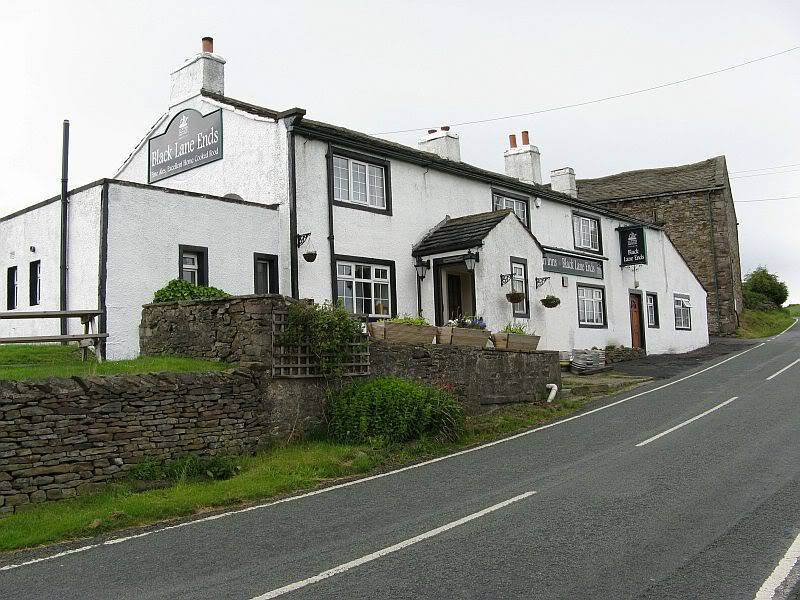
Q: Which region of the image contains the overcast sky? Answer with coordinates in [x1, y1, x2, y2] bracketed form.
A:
[3, 1, 799, 301]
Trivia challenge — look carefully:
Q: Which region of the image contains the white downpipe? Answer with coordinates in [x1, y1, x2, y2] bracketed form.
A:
[545, 383, 558, 403]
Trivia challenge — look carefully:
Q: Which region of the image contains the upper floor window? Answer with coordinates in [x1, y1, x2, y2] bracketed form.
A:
[29, 260, 41, 306]
[6, 266, 17, 310]
[493, 192, 528, 225]
[336, 260, 392, 318]
[674, 294, 692, 330]
[572, 214, 601, 252]
[333, 155, 386, 209]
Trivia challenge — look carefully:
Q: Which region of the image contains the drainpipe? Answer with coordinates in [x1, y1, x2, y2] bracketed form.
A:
[286, 118, 301, 299]
[59, 120, 69, 336]
[706, 191, 722, 333]
[326, 143, 337, 302]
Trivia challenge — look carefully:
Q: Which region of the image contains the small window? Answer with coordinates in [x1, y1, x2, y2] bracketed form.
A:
[573, 214, 601, 252]
[510, 258, 529, 317]
[578, 285, 605, 327]
[493, 193, 528, 225]
[333, 155, 387, 209]
[179, 245, 208, 286]
[7, 266, 18, 310]
[29, 261, 41, 306]
[646, 293, 659, 328]
[254, 253, 278, 294]
[336, 260, 391, 318]
[674, 294, 692, 330]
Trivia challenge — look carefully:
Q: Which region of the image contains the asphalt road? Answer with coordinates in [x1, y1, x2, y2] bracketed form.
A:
[2, 322, 799, 599]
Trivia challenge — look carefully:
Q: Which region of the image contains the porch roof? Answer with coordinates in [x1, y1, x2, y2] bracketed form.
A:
[412, 210, 513, 257]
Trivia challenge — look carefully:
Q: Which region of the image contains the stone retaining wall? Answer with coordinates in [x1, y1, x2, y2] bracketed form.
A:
[604, 346, 647, 364]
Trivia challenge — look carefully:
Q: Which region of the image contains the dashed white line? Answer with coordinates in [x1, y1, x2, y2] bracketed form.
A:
[635, 397, 738, 447]
[766, 358, 800, 381]
[754, 531, 800, 599]
[248, 491, 537, 599]
[0, 340, 769, 572]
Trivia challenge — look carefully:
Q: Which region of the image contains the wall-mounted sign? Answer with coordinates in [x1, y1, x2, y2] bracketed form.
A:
[542, 251, 604, 279]
[618, 225, 647, 266]
[148, 108, 223, 183]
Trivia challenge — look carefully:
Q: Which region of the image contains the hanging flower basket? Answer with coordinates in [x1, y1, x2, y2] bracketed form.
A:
[303, 250, 317, 262]
[541, 295, 561, 308]
[505, 291, 526, 304]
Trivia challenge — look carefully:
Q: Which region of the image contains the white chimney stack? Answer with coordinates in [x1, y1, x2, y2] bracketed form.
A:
[418, 126, 461, 162]
[170, 36, 225, 105]
[551, 167, 578, 198]
[504, 130, 542, 184]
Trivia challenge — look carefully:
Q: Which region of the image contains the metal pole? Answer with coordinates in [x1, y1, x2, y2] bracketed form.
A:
[60, 120, 69, 337]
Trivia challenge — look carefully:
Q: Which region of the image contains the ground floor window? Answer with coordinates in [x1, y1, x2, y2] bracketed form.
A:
[6, 266, 17, 310]
[336, 259, 392, 318]
[254, 253, 278, 294]
[179, 245, 208, 286]
[510, 257, 529, 317]
[674, 294, 692, 330]
[29, 260, 41, 306]
[578, 284, 605, 327]
[646, 292, 659, 328]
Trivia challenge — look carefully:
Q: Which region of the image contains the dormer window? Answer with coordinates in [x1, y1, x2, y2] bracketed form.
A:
[332, 151, 388, 211]
[572, 213, 601, 253]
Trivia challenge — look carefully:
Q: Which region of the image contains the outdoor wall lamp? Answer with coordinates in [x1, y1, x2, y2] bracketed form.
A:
[464, 249, 479, 271]
[414, 257, 430, 280]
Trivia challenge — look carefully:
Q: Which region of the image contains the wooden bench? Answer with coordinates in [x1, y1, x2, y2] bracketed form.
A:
[0, 310, 107, 362]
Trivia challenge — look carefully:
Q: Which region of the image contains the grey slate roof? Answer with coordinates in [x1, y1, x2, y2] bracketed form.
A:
[576, 156, 728, 202]
[412, 210, 513, 257]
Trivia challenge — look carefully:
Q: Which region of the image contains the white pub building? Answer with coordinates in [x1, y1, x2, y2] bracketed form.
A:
[0, 38, 708, 359]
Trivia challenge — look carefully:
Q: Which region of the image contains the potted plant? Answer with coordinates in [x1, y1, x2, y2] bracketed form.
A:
[541, 294, 561, 308]
[303, 250, 317, 262]
[383, 314, 438, 345]
[492, 323, 540, 352]
[505, 291, 526, 304]
[446, 315, 491, 348]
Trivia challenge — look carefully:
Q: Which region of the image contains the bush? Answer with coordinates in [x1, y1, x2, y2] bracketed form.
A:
[128, 454, 242, 482]
[388, 314, 431, 326]
[153, 279, 230, 303]
[328, 377, 465, 444]
[743, 267, 788, 307]
[743, 288, 776, 311]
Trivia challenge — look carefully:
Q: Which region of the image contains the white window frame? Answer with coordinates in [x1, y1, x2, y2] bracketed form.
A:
[674, 294, 692, 330]
[573, 215, 600, 252]
[578, 285, 605, 326]
[493, 193, 528, 224]
[181, 253, 199, 285]
[511, 261, 528, 316]
[336, 260, 392, 318]
[332, 155, 387, 209]
[646, 293, 658, 328]
[31, 260, 41, 306]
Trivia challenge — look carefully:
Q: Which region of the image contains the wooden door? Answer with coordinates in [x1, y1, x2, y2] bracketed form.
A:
[630, 293, 644, 349]
[447, 274, 463, 320]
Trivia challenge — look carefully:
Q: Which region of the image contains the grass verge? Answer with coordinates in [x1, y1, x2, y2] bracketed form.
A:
[0, 344, 230, 381]
[0, 391, 632, 552]
[787, 304, 800, 317]
[736, 308, 796, 339]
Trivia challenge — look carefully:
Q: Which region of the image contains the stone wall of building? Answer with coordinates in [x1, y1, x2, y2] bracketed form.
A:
[604, 346, 647, 364]
[600, 188, 742, 335]
[370, 341, 561, 413]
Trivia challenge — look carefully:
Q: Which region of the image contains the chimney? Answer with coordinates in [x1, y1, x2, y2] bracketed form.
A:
[418, 126, 461, 162]
[551, 167, 578, 198]
[170, 36, 225, 105]
[504, 130, 542, 184]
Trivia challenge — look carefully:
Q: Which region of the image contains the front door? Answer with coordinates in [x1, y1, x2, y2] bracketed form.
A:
[629, 293, 644, 349]
[447, 274, 463, 320]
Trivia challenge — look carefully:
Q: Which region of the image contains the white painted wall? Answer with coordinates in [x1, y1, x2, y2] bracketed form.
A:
[104, 182, 282, 359]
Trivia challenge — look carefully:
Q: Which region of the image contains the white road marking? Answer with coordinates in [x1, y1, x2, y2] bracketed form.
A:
[754, 531, 800, 599]
[635, 396, 738, 447]
[248, 491, 537, 599]
[766, 358, 800, 381]
[769, 318, 798, 340]
[0, 341, 768, 572]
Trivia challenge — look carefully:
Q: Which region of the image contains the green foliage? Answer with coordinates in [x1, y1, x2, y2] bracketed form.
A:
[743, 288, 774, 311]
[281, 301, 365, 377]
[388, 314, 431, 326]
[737, 308, 795, 339]
[541, 295, 561, 308]
[743, 267, 788, 307]
[128, 454, 241, 482]
[152, 279, 230, 303]
[502, 323, 528, 335]
[328, 377, 465, 443]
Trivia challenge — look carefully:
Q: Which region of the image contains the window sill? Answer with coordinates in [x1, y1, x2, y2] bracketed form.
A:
[332, 200, 392, 216]
[578, 322, 607, 329]
[675, 326, 692, 331]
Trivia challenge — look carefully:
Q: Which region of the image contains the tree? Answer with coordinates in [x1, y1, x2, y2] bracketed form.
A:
[743, 267, 789, 308]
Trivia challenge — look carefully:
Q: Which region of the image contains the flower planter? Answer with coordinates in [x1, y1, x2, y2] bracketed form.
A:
[302, 251, 317, 262]
[436, 326, 453, 345]
[492, 333, 540, 352]
[367, 322, 386, 340]
[505, 291, 526, 304]
[383, 322, 438, 345]
[541, 295, 561, 308]
[450, 327, 491, 348]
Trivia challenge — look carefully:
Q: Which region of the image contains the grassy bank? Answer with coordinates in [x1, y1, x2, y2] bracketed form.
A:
[736, 308, 796, 339]
[0, 344, 230, 381]
[0, 393, 619, 552]
[787, 304, 800, 317]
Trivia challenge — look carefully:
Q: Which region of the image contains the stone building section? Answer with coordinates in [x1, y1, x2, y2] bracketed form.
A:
[576, 156, 743, 335]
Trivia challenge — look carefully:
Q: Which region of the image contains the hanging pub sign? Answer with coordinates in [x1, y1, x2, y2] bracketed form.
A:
[542, 251, 604, 279]
[148, 108, 223, 183]
[618, 225, 647, 266]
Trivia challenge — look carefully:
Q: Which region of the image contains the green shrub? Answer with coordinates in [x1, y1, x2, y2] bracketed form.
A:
[152, 279, 230, 303]
[502, 323, 528, 335]
[743, 288, 776, 311]
[743, 267, 788, 307]
[388, 314, 431, 326]
[128, 454, 241, 482]
[328, 377, 465, 443]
